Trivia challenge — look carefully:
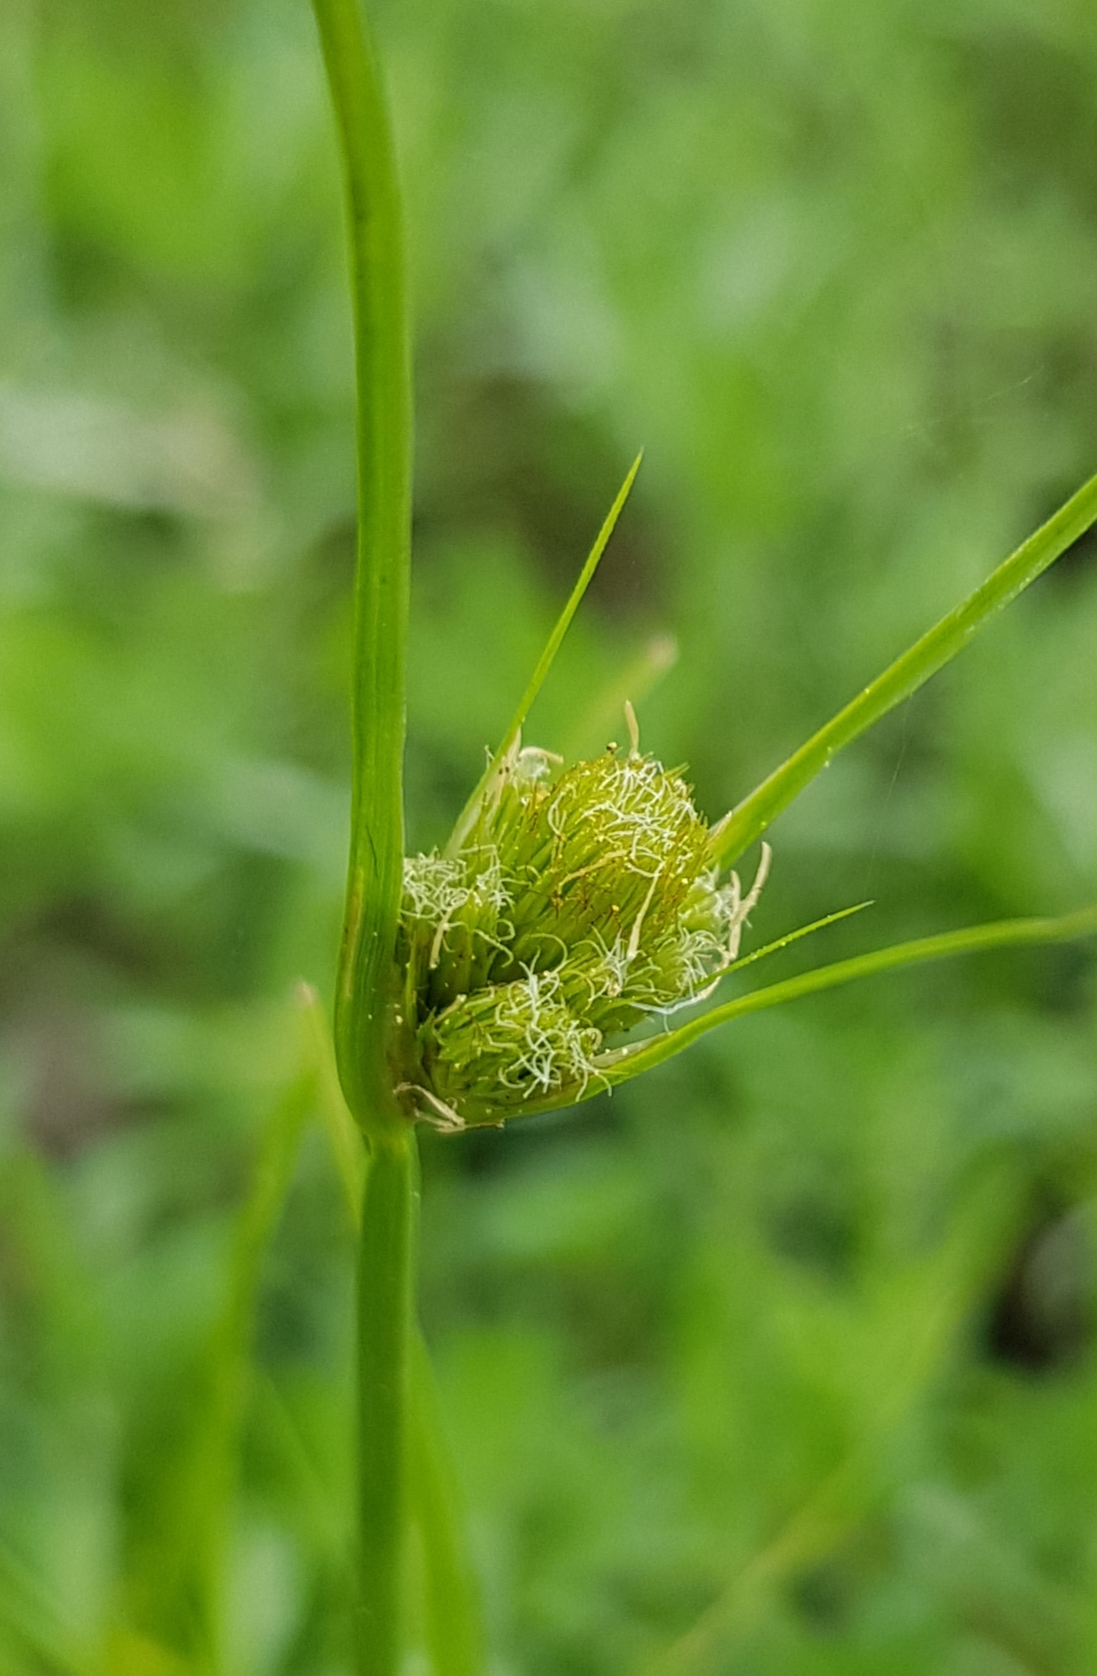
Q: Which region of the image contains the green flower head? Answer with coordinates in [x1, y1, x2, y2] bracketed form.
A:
[366, 456, 1097, 1139]
[395, 717, 769, 1129]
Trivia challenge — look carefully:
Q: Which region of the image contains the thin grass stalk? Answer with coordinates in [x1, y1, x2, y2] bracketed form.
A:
[186, 1041, 316, 1667]
[310, 1, 416, 1670]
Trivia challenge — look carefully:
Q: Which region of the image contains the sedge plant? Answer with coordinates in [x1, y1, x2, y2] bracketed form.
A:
[309, 0, 1097, 1670]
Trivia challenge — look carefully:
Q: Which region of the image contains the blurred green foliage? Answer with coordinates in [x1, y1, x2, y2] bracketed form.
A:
[2, 0, 1097, 1671]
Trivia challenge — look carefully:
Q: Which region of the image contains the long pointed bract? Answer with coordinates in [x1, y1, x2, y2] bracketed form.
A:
[595, 903, 1097, 1090]
[723, 900, 872, 977]
[445, 452, 643, 857]
[711, 472, 1097, 868]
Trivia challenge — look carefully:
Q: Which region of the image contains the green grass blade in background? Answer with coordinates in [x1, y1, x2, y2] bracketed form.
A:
[0, 1525, 95, 1676]
[0, 1149, 109, 1675]
[120, 1001, 316, 1668]
[641, 1175, 1024, 1676]
[410, 1337, 486, 1676]
[445, 453, 642, 856]
[710, 472, 1097, 867]
[599, 903, 1097, 1089]
[560, 632, 678, 763]
[312, 0, 411, 1128]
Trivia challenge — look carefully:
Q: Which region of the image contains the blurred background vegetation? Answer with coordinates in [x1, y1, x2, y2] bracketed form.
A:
[3, 0, 1097, 1671]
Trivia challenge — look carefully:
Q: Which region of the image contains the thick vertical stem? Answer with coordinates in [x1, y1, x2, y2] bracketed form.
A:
[311, 0, 411, 1124]
[309, 3, 414, 1657]
[357, 1127, 419, 1676]
[307, 992, 486, 1675]
[309, 8, 482, 1672]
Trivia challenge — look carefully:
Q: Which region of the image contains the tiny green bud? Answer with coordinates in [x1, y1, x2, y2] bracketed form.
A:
[396, 736, 768, 1128]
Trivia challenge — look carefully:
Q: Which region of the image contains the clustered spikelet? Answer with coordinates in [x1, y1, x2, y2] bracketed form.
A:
[395, 737, 768, 1128]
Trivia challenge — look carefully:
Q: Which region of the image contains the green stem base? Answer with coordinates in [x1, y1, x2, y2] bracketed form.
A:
[357, 1127, 419, 1676]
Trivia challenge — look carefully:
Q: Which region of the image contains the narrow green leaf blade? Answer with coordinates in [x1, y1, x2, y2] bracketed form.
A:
[445, 452, 643, 856]
[131, 994, 317, 1662]
[711, 471, 1097, 867]
[597, 903, 1097, 1091]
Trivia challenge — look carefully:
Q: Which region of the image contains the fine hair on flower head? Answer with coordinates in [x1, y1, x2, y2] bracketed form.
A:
[395, 707, 770, 1129]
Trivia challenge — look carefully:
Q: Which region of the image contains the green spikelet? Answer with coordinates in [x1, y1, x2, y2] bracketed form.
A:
[395, 741, 768, 1127]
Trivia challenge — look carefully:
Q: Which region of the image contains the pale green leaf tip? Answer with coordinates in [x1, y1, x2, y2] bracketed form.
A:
[725, 898, 873, 976]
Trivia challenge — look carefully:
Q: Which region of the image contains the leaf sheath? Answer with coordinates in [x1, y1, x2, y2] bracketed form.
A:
[313, 0, 412, 1125]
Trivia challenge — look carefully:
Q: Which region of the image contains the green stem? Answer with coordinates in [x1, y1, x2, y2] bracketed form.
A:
[311, 0, 411, 1126]
[309, 994, 486, 1675]
[310, 5, 416, 1663]
[357, 1127, 419, 1676]
[711, 470, 1097, 867]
